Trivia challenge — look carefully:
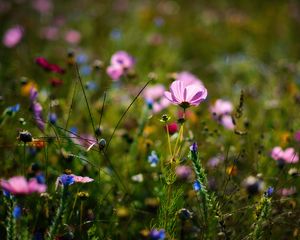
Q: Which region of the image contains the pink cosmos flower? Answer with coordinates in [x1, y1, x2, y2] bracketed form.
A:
[3, 25, 23, 48]
[71, 174, 94, 183]
[106, 64, 124, 81]
[143, 84, 171, 113]
[278, 187, 296, 196]
[64, 30, 81, 44]
[32, 0, 53, 14]
[210, 99, 233, 116]
[220, 115, 235, 130]
[110, 51, 135, 70]
[271, 146, 299, 164]
[41, 26, 59, 40]
[176, 71, 203, 87]
[106, 51, 135, 81]
[1, 176, 47, 195]
[210, 99, 234, 130]
[164, 80, 207, 108]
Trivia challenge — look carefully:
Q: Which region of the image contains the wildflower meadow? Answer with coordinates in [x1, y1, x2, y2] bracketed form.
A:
[0, 0, 300, 239]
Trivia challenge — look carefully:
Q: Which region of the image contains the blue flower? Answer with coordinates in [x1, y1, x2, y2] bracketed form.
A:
[13, 205, 21, 219]
[265, 186, 274, 198]
[59, 174, 75, 186]
[80, 65, 92, 76]
[148, 151, 159, 167]
[146, 99, 153, 110]
[36, 173, 46, 184]
[49, 112, 57, 124]
[85, 81, 97, 91]
[193, 180, 201, 191]
[8, 104, 20, 113]
[149, 229, 165, 240]
[110, 28, 122, 40]
[3, 190, 10, 198]
[76, 54, 88, 64]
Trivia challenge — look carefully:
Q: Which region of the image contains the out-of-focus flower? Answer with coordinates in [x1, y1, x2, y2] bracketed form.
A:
[64, 30, 81, 44]
[35, 57, 65, 74]
[264, 186, 274, 198]
[210, 99, 234, 130]
[175, 165, 192, 181]
[193, 180, 201, 191]
[143, 84, 170, 113]
[271, 146, 299, 164]
[149, 229, 165, 240]
[164, 80, 207, 108]
[166, 122, 178, 135]
[13, 205, 22, 219]
[71, 174, 94, 183]
[56, 174, 93, 188]
[0, 176, 47, 195]
[207, 155, 224, 168]
[111, 51, 135, 70]
[176, 71, 204, 87]
[177, 208, 193, 221]
[278, 187, 296, 196]
[294, 131, 300, 142]
[32, 0, 53, 14]
[242, 176, 264, 195]
[106, 64, 124, 81]
[210, 99, 233, 116]
[3, 25, 23, 48]
[21, 81, 38, 97]
[49, 77, 63, 87]
[131, 173, 144, 183]
[148, 151, 159, 167]
[106, 51, 135, 81]
[41, 26, 59, 40]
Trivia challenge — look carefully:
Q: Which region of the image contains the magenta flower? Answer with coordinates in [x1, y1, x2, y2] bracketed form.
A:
[35, 57, 65, 74]
[3, 25, 23, 48]
[271, 146, 299, 164]
[106, 64, 124, 81]
[32, 0, 53, 14]
[1, 176, 47, 195]
[164, 80, 207, 108]
[110, 50, 135, 70]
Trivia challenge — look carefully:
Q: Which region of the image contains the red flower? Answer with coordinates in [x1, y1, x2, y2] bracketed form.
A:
[35, 57, 65, 74]
[49, 77, 63, 87]
[166, 122, 178, 135]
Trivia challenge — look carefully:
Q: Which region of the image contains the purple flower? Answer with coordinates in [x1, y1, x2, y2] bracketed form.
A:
[190, 142, 198, 153]
[265, 186, 274, 198]
[164, 80, 207, 108]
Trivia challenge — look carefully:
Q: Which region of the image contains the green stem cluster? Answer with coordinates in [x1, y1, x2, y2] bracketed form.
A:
[47, 186, 68, 240]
